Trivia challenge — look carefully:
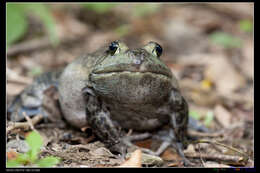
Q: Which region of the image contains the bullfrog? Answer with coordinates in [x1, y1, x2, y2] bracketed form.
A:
[8, 41, 207, 165]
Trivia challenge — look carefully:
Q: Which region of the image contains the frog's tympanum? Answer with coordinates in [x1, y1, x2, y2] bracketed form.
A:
[8, 41, 200, 165]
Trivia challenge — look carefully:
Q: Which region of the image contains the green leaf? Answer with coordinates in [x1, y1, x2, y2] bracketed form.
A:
[6, 4, 28, 47]
[36, 156, 60, 167]
[16, 153, 30, 164]
[239, 19, 253, 33]
[26, 131, 43, 162]
[203, 111, 214, 127]
[209, 31, 242, 48]
[82, 3, 117, 14]
[6, 160, 22, 167]
[23, 4, 59, 45]
[189, 111, 201, 120]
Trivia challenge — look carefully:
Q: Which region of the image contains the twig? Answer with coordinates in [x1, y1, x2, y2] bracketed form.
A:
[7, 37, 51, 57]
[188, 129, 224, 138]
[191, 139, 250, 161]
[7, 35, 87, 57]
[7, 114, 43, 133]
[23, 112, 35, 131]
[184, 152, 247, 166]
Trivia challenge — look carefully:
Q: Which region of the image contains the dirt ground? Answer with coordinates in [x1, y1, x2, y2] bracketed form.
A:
[6, 3, 254, 168]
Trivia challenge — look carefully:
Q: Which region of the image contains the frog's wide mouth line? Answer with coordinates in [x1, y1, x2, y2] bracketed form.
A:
[91, 71, 172, 79]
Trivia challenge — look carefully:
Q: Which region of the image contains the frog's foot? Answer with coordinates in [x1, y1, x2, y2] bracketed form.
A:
[7, 95, 48, 122]
[107, 140, 128, 159]
[120, 132, 156, 154]
[152, 129, 195, 166]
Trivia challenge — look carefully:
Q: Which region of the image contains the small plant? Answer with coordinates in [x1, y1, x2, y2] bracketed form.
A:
[203, 111, 214, 127]
[7, 3, 58, 49]
[6, 131, 60, 167]
[239, 19, 253, 33]
[209, 31, 242, 48]
[189, 110, 214, 127]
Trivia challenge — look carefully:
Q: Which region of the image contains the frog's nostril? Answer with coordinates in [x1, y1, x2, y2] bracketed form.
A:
[133, 58, 142, 65]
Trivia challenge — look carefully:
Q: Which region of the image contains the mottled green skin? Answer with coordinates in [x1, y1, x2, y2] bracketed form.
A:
[8, 41, 189, 160]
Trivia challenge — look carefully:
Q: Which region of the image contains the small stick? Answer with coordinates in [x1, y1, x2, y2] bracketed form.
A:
[7, 114, 43, 133]
[184, 152, 246, 166]
[7, 37, 51, 57]
[191, 139, 250, 160]
[188, 129, 224, 138]
[23, 112, 35, 131]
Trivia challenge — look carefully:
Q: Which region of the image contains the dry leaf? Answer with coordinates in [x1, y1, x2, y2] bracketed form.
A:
[134, 139, 152, 149]
[161, 148, 181, 161]
[241, 39, 253, 79]
[118, 149, 142, 167]
[214, 104, 232, 128]
[204, 161, 230, 168]
[204, 54, 246, 96]
[7, 150, 18, 160]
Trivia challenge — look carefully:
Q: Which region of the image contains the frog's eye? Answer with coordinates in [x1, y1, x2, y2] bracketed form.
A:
[152, 43, 163, 58]
[108, 41, 120, 55]
[143, 42, 163, 58]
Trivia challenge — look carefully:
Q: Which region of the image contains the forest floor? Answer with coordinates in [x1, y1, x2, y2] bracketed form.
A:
[6, 3, 254, 167]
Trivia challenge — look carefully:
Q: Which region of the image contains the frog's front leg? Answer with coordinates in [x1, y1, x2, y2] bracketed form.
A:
[154, 89, 192, 165]
[82, 87, 127, 157]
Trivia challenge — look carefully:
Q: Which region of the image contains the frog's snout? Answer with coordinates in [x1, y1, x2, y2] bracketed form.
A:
[130, 49, 147, 66]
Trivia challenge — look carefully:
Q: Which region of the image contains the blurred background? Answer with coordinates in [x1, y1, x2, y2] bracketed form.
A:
[6, 3, 254, 167]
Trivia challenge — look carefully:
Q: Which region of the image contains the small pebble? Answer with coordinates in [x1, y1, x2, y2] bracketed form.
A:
[7, 140, 30, 153]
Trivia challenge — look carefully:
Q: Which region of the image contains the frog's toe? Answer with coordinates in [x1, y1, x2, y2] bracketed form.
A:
[108, 141, 128, 159]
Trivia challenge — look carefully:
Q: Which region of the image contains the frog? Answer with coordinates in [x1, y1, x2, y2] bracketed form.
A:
[8, 40, 208, 166]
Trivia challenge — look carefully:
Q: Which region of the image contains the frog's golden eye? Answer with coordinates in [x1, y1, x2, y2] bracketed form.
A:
[108, 41, 120, 55]
[143, 41, 163, 58]
[153, 43, 163, 58]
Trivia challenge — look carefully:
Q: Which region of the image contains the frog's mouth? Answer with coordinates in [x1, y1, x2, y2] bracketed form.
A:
[92, 65, 173, 79]
[92, 70, 172, 79]
[89, 70, 173, 104]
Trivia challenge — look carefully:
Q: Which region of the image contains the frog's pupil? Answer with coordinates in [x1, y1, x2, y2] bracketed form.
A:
[109, 41, 119, 55]
[155, 44, 163, 57]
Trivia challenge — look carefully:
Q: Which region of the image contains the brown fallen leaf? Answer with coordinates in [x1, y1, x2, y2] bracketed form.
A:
[203, 161, 230, 168]
[214, 104, 232, 128]
[161, 148, 182, 161]
[7, 82, 26, 96]
[118, 149, 142, 167]
[134, 139, 152, 149]
[241, 39, 253, 79]
[167, 162, 179, 167]
[178, 53, 247, 97]
[7, 150, 18, 160]
[204, 54, 246, 96]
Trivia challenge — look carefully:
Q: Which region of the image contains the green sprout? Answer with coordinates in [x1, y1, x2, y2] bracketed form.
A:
[6, 131, 60, 167]
[209, 31, 242, 48]
[239, 19, 253, 33]
[7, 3, 58, 49]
